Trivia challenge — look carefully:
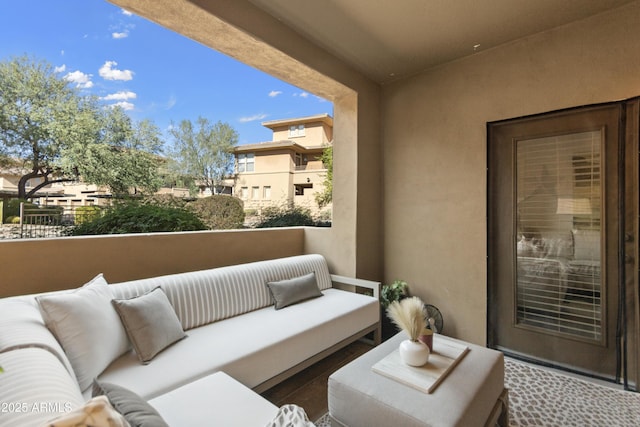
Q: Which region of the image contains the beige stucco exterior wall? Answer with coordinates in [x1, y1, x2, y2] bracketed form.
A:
[0, 228, 304, 297]
[382, 2, 640, 345]
[271, 122, 332, 146]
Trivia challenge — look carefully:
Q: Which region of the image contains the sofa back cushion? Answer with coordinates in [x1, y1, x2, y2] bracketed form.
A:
[110, 254, 332, 331]
[0, 296, 76, 381]
[0, 347, 85, 427]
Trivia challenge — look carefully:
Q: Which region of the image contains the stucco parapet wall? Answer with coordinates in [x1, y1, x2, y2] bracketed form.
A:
[0, 227, 308, 297]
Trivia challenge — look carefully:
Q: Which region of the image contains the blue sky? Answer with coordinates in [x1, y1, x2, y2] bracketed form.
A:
[0, 0, 332, 146]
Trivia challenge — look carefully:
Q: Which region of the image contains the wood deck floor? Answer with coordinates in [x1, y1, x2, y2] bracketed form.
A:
[260, 340, 373, 421]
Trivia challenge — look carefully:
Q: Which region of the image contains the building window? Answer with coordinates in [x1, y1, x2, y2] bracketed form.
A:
[240, 186, 248, 199]
[294, 183, 313, 196]
[263, 186, 271, 200]
[289, 124, 305, 138]
[237, 153, 255, 172]
[251, 186, 259, 199]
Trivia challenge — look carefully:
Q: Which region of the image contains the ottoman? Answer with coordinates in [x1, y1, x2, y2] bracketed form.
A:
[328, 333, 508, 427]
[148, 372, 279, 426]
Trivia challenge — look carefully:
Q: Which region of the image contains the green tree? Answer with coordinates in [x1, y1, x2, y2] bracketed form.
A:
[168, 117, 238, 195]
[69, 106, 164, 196]
[0, 56, 163, 199]
[315, 144, 333, 207]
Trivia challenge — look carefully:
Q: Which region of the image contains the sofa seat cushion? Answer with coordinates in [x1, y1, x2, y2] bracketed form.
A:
[0, 348, 84, 427]
[148, 372, 278, 427]
[97, 289, 378, 400]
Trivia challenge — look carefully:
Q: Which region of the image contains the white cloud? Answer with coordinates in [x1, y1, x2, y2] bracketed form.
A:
[293, 91, 310, 98]
[122, 9, 133, 16]
[54, 64, 66, 73]
[99, 61, 134, 81]
[64, 70, 94, 89]
[239, 113, 268, 123]
[112, 31, 129, 39]
[60, 50, 65, 56]
[102, 91, 137, 101]
[109, 101, 135, 111]
[269, 90, 282, 97]
[165, 95, 177, 110]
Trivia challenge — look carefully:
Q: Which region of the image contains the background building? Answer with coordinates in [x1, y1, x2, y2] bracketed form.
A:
[234, 114, 332, 215]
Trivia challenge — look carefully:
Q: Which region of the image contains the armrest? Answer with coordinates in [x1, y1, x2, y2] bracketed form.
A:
[330, 274, 381, 301]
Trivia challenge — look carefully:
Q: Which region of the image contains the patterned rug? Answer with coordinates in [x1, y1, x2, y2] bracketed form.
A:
[505, 358, 640, 426]
[314, 358, 640, 426]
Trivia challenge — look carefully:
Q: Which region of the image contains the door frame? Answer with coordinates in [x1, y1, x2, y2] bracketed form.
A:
[487, 100, 639, 388]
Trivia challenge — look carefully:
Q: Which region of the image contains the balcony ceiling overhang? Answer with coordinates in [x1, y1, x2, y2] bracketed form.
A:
[110, 0, 634, 86]
[247, 0, 634, 83]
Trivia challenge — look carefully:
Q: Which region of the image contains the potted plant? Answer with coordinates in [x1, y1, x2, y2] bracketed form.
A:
[387, 296, 430, 366]
[380, 280, 408, 341]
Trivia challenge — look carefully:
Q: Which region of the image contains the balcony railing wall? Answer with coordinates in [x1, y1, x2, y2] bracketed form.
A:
[0, 228, 306, 298]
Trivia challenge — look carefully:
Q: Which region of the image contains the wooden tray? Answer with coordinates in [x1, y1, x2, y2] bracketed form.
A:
[372, 338, 469, 393]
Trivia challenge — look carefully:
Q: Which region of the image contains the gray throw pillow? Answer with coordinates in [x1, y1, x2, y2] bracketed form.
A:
[92, 380, 169, 427]
[266, 272, 323, 310]
[112, 287, 186, 364]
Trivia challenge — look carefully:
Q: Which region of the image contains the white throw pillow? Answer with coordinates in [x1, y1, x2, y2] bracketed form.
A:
[37, 274, 129, 392]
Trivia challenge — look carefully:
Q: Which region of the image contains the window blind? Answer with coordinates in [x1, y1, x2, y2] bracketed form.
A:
[515, 130, 602, 341]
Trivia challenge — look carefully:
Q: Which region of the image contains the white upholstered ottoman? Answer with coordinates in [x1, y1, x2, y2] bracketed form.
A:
[328, 333, 508, 427]
[148, 372, 279, 426]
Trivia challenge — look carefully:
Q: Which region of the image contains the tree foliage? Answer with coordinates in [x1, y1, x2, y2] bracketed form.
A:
[315, 144, 333, 207]
[188, 195, 245, 230]
[0, 56, 163, 199]
[168, 117, 238, 195]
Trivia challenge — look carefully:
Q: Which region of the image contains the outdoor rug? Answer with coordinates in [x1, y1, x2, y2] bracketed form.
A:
[505, 358, 640, 426]
[314, 358, 640, 426]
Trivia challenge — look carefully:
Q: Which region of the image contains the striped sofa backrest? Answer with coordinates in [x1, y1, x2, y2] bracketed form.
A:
[110, 254, 332, 331]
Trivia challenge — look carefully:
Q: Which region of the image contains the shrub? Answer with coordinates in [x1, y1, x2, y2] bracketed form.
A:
[69, 202, 206, 235]
[187, 195, 245, 230]
[141, 194, 189, 209]
[74, 206, 102, 225]
[255, 205, 315, 228]
[4, 199, 38, 219]
[6, 216, 20, 224]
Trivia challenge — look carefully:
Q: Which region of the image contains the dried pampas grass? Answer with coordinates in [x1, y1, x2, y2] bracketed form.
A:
[386, 296, 426, 341]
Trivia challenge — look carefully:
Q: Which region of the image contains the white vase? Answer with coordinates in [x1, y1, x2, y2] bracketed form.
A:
[399, 339, 430, 366]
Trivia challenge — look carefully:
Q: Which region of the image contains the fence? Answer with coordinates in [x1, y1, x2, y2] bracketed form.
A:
[18, 204, 98, 239]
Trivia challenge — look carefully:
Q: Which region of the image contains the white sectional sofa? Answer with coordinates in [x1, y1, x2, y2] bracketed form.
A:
[0, 254, 380, 426]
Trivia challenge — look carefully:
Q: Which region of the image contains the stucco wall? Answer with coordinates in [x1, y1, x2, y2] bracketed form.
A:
[0, 228, 305, 297]
[381, 2, 640, 344]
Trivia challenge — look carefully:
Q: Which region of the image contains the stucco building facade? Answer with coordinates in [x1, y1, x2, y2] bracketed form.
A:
[234, 114, 332, 215]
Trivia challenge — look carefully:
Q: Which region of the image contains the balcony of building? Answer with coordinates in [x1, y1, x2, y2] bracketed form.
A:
[2, 2, 640, 419]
